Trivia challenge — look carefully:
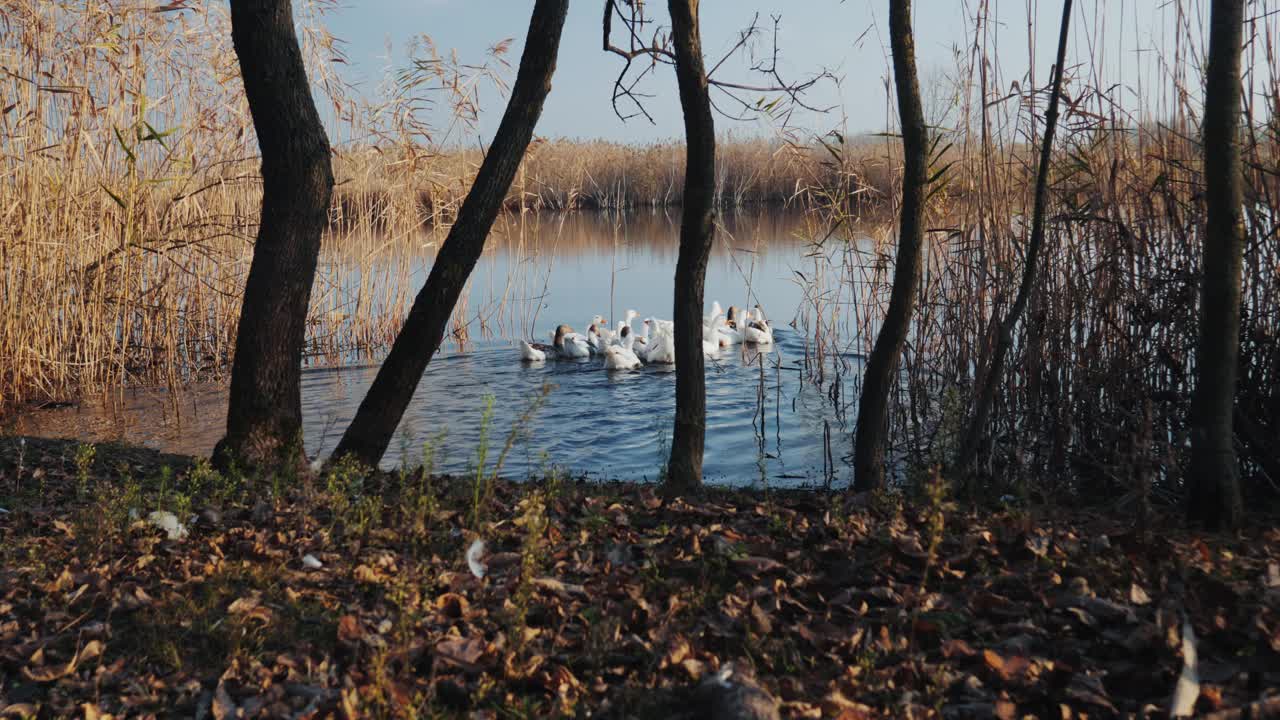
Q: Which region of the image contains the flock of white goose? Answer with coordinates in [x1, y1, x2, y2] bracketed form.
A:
[519, 301, 774, 370]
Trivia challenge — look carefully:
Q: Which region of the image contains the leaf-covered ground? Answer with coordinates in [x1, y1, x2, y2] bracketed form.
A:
[1, 436, 1278, 719]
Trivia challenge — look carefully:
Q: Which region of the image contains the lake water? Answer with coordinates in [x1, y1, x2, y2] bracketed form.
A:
[9, 209, 871, 487]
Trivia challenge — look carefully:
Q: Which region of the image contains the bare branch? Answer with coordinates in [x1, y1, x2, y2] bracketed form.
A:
[601, 2, 835, 126]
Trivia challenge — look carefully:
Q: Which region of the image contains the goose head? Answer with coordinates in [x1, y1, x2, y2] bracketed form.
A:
[752, 304, 769, 326]
[553, 324, 574, 348]
[704, 314, 725, 339]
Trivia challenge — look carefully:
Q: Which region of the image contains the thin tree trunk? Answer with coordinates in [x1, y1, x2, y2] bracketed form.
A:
[330, 0, 569, 468]
[851, 0, 926, 492]
[1189, 0, 1246, 530]
[955, 0, 1072, 479]
[214, 0, 334, 473]
[664, 0, 717, 493]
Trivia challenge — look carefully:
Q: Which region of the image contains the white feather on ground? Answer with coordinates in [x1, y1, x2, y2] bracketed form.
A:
[1169, 617, 1200, 717]
[146, 510, 189, 540]
[466, 539, 488, 579]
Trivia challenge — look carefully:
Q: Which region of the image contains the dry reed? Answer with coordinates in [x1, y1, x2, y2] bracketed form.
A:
[794, 0, 1280, 501]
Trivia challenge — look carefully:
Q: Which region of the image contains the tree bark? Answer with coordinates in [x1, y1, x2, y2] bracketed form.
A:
[851, 0, 926, 492]
[214, 0, 334, 473]
[330, 0, 569, 468]
[664, 0, 717, 493]
[955, 0, 1072, 480]
[1189, 0, 1246, 530]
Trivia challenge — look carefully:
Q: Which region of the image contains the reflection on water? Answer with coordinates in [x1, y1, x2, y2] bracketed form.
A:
[9, 209, 865, 486]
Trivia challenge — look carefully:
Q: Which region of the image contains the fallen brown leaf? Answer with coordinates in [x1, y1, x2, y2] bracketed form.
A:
[22, 639, 103, 682]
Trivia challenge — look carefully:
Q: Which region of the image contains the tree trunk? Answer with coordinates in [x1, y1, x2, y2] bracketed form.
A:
[1189, 0, 1246, 530]
[330, 0, 569, 468]
[851, 0, 926, 492]
[955, 0, 1072, 480]
[214, 0, 334, 473]
[664, 0, 717, 493]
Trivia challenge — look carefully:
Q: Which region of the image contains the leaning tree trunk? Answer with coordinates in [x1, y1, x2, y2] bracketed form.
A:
[1189, 0, 1246, 530]
[664, 0, 717, 493]
[851, 0, 926, 492]
[214, 0, 334, 473]
[955, 0, 1072, 480]
[330, 0, 569, 468]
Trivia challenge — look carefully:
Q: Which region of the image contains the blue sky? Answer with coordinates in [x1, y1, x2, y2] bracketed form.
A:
[321, 1, 1197, 145]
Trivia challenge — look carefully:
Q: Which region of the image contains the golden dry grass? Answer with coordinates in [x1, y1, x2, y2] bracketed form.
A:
[787, 0, 1280, 497]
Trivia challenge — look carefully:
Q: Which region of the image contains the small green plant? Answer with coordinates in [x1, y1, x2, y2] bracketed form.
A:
[121, 471, 143, 524]
[471, 383, 552, 530]
[73, 442, 95, 499]
[920, 465, 952, 591]
[187, 458, 237, 505]
[81, 467, 144, 553]
[402, 429, 448, 542]
[324, 454, 378, 537]
[868, 485, 904, 520]
[421, 429, 447, 477]
[154, 466, 195, 519]
[766, 510, 790, 539]
[650, 413, 672, 482]
[509, 487, 550, 653]
[276, 430, 307, 502]
[909, 465, 954, 652]
[15, 437, 27, 480]
[469, 394, 497, 528]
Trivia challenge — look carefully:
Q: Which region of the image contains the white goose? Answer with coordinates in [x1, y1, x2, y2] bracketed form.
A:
[705, 301, 724, 328]
[520, 324, 585, 361]
[610, 320, 628, 346]
[703, 315, 724, 356]
[602, 310, 639, 348]
[649, 315, 674, 336]
[560, 325, 592, 358]
[603, 325, 643, 370]
[592, 315, 614, 343]
[717, 305, 745, 346]
[743, 304, 774, 344]
[641, 319, 675, 364]
[633, 318, 651, 350]
[520, 339, 548, 362]
[520, 324, 569, 361]
[586, 324, 605, 355]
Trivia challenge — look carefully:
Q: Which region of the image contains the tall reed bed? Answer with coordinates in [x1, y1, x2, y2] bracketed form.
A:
[0, 1, 254, 411]
[796, 0, 1280, 501]
[0, 0, 477, 411]
[328, 134, 932, 222]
